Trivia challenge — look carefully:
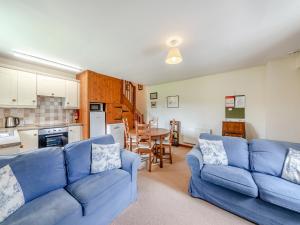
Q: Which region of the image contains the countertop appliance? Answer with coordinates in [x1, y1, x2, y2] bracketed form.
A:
[5, 116, 20, 128]
[90, 103, 106, 138]
[38, 127, 68, 148]
[107, 123, 125, 148]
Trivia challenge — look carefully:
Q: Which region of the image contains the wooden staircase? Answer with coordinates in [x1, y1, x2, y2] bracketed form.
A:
[121, 80, 144, 128]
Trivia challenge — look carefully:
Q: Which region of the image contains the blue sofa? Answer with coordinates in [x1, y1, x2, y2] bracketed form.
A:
[0, 135, 140, 225]
[186, 133, 300, 225]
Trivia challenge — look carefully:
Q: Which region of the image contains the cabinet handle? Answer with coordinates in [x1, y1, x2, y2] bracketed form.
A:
[67, 102, 70, 104]
[20, 145, 23, 148]
[69, 130, 72, 132]
[32, 100, 36, 103]
[12, 99, 16, 102]
[51, 93, 55, 96]
[34, 134, 37, 136]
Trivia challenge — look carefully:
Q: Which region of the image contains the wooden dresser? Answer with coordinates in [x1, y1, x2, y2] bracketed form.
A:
[222, 121, 246, 138]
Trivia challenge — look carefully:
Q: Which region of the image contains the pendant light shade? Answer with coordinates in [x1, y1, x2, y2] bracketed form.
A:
[165, 47, 183, 64]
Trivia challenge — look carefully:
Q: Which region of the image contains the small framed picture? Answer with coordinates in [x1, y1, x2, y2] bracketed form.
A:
[138, 84, 143, 90]
[150, 92, 158, 100]
[167, 95, 179, 108]
[151, 101, 157, 108]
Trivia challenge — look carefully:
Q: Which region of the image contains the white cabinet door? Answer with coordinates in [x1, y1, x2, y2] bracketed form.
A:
[0, 67, 18, 106]
[65, 80, 79, 108]
[19, 129, 38, 152]
[37, 75, 66, 97]
[68, 126, 82, 143]
[18, 71, 37, 107]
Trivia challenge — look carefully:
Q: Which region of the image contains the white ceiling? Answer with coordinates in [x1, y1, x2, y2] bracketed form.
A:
[0, 0, 300, 85]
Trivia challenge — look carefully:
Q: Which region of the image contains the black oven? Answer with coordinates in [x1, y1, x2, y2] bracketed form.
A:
[38, 127, 68, 148]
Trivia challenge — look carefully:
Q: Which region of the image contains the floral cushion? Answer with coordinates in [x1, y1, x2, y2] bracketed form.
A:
[198, 139, 228, 166]
[281, 148, 300, 184]
[0, 165, 25, 223]
[91, 143, 121, 173]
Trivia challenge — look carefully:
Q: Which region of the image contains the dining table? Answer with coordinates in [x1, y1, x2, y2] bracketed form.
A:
[130, 128, 170, 168]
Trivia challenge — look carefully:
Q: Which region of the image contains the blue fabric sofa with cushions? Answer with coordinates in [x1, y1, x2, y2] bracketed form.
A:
[186, 133, 300, 225]
[0, 135, 140, 225]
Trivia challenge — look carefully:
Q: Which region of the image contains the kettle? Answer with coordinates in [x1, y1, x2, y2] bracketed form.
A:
[5, 116, 20, 128]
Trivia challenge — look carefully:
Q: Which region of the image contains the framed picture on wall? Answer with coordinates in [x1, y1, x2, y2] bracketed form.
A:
[150, 92, 158, 100]
[138, 84, 143, 90]
[167, 95, 179, 108]
[151, 101, 157, 108]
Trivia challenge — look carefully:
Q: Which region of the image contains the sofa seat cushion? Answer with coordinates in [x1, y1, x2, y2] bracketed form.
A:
[252, 172, 300, 213]
[66, 169, 131, 216]
[1, 189, 82, 225]
[201, 165, 258, 197]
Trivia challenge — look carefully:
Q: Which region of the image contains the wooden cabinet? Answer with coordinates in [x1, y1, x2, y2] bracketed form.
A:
[64, 80, 79, 108]
[68, 126, 82, 143]
[88, 71, 121, 103]
[0, 67, 18, 106]
[18, 71, 37, 107]
[37, 75, 66, 97]
[106, 104, 123, 124]
[19, 129, 38, 151]
[222, 121, 246, 138]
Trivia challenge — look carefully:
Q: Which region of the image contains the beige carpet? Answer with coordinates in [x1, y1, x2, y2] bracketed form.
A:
[112, 146, 254, 225]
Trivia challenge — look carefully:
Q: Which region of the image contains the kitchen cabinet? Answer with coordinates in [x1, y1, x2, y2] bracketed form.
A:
[0, 67, 18, 106]
[18, 71, 37, 107]
[64, 80, 79, 108]
[19, 129, 38, 152]
[68, 126, 82, 143]
[37, 75, 66, 97]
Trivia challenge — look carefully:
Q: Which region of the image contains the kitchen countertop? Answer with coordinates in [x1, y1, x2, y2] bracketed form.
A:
[0, 123, 83, 132]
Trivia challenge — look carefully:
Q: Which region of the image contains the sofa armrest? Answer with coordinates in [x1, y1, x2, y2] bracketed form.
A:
[186, 145, 204, 177]
[121, 150, 141, 182]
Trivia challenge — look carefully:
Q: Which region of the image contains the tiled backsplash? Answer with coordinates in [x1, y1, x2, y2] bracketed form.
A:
[0, 96, 75, 127]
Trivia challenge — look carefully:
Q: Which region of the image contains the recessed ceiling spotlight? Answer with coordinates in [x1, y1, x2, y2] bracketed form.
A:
[165, 37, 183, 65]
[12, 50, 82, 73]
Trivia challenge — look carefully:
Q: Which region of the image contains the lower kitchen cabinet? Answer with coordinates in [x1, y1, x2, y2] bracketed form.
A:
[19, 129, 38, 152]
[68, 126, 82, 143]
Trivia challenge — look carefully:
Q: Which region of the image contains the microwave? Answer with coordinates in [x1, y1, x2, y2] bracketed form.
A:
[90, 103, 105, 111]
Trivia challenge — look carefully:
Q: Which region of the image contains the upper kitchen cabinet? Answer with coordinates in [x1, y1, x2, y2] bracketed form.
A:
[64, 80, 80, 108]
[37, 74, 66, 97]
[0, 67, 18, 106]
[18, 71, 37, 107]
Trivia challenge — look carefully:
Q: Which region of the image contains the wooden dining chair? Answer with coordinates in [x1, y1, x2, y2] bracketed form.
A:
[135, 123, 154, 172]
[161, 119, 175, 164]
[123, 117, 137, 151]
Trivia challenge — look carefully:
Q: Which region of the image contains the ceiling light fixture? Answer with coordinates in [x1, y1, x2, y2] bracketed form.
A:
[12, 50, 82, 73]
[165, 37, 183, 65]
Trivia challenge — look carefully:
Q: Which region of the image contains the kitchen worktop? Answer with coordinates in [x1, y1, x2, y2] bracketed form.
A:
[0, 123, 83, 132]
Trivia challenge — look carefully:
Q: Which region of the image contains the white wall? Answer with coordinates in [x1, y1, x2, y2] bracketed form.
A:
[0, 56, 76, 79]
[145, 55, 300, 143]
[265, 56, 300, 142]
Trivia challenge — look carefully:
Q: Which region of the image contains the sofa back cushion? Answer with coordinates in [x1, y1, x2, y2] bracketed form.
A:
[249, 139, 300, 177]
[199, 133, 249, 170]
[64, 135, 115, 184]
[0, 147, 66, 203]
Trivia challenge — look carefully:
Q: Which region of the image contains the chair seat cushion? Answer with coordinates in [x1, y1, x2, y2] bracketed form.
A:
[1, 189, 82, 225]
[201, 165, 258, 197]
[66, 169, 131, 216]
[252, 172, 300, 213]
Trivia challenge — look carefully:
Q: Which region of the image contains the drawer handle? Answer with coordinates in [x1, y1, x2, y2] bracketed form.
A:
[51, 93, 55, 96]
[34, 134, 37, 136]
[32, 100, 36, 103]
[12, 99, 16, 102]
[67, 102, 70, 104]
